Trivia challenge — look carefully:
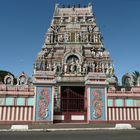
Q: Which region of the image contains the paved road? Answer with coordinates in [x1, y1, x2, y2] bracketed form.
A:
[0, 130, 140, 140]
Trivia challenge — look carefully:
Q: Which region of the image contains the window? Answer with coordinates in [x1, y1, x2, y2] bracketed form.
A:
[108, 99, 113, 107]
[116, 99, 123, 107]
[126, 99, 134, 106]
[16, 97, 25, 106]
[5, 97, 13, 106]
[27, 97, 34, 106]
[0, 98, 5, 106]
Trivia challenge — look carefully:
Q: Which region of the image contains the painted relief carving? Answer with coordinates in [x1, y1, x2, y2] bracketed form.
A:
[38, 88, 50, 120]
[92, 90, 103, 119]
[90, 88, 105, 121]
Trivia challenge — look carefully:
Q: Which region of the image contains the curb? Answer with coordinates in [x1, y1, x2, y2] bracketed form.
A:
[0, 127, 136, 132]
[46, 127, 136, 131]
[0, 124, 136, 132]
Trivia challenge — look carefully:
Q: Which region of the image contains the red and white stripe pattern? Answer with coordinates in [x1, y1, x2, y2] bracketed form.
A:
[0, 106, 34, 121]
[108, 107, 140, 121]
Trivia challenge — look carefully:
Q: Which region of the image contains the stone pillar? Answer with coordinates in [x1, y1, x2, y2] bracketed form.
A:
[35, 85, 54, 123]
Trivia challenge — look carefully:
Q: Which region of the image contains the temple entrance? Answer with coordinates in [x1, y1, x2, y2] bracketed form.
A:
[54, 86, 87, 123]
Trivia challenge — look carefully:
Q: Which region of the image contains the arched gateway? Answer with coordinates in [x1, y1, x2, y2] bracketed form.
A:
[33, 3, 114, 123]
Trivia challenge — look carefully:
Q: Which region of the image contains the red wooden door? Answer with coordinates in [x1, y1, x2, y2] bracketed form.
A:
[61, 86, 86, 122]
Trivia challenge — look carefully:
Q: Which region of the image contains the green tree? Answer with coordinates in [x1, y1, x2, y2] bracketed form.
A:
[0, 70, 15, 84]
[132, 71, 140, 86]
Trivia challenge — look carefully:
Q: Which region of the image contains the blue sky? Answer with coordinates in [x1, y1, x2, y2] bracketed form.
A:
[0, 0, 140, 83]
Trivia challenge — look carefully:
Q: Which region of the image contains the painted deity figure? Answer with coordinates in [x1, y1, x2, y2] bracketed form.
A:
[53, 63, 57, 73]
[51, 25, 60, 43]
[82, 32, 87, 42]
[87, 25, 95, 42]
[87, 25, 93, 33]
[101, 63, 105, 73]
[70, 58, 75, 73]
[56, 63, 62, 73]
[76, 60, 81, 74]
[94, 34, 99, 43]
[58, 34, 64, 42]
[98, 63, 102, 72]
[91, 63, 95, 72]
[88, 63, 92, 72]
[65, 32, 70, 42]
[45, 35, 50, 43]
[95, 63, 99, 72]
[35, 62, 40, 70]
[60, 17, 64, 23]
[95, 51, 100, 58]
[48, 63, 52, 71]
[80, 32, 84, 42]
[6, 78, 12, 85]
[109, 64, 114, 75]
[76, 32, 81, 42]
[36, 61, 45, 71]
[106, 65, 110, 75]
[46, 63, 49, 71]
[64, 64, 68, 73]
[83, 62, 88, 74]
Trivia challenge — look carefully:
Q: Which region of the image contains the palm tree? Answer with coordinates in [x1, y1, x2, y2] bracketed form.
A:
[132, 71, 140, 86]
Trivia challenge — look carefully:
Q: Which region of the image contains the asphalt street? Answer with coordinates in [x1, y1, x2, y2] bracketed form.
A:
[0, 130, 140, 140]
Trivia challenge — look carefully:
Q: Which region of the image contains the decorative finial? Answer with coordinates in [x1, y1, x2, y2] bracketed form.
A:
[55, 3, 59, 9]
[88, 2, 92, 7]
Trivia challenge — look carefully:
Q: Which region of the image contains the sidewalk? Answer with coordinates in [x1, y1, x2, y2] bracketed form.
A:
[1, 123, 139, 131]
[28, 123, 115, 130]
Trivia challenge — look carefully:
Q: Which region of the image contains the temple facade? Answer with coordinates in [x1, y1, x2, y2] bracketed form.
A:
[0, 4, 140, 124]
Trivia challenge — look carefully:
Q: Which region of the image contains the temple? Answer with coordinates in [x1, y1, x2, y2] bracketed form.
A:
[0, 3, 140, 124]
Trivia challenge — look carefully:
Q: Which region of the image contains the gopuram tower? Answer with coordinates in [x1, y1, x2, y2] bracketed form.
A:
[33, 3, 114, 123]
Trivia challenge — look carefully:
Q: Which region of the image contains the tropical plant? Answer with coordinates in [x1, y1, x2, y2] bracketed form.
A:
[0, 70, 15, 84]
[132, 71, 140, 86]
